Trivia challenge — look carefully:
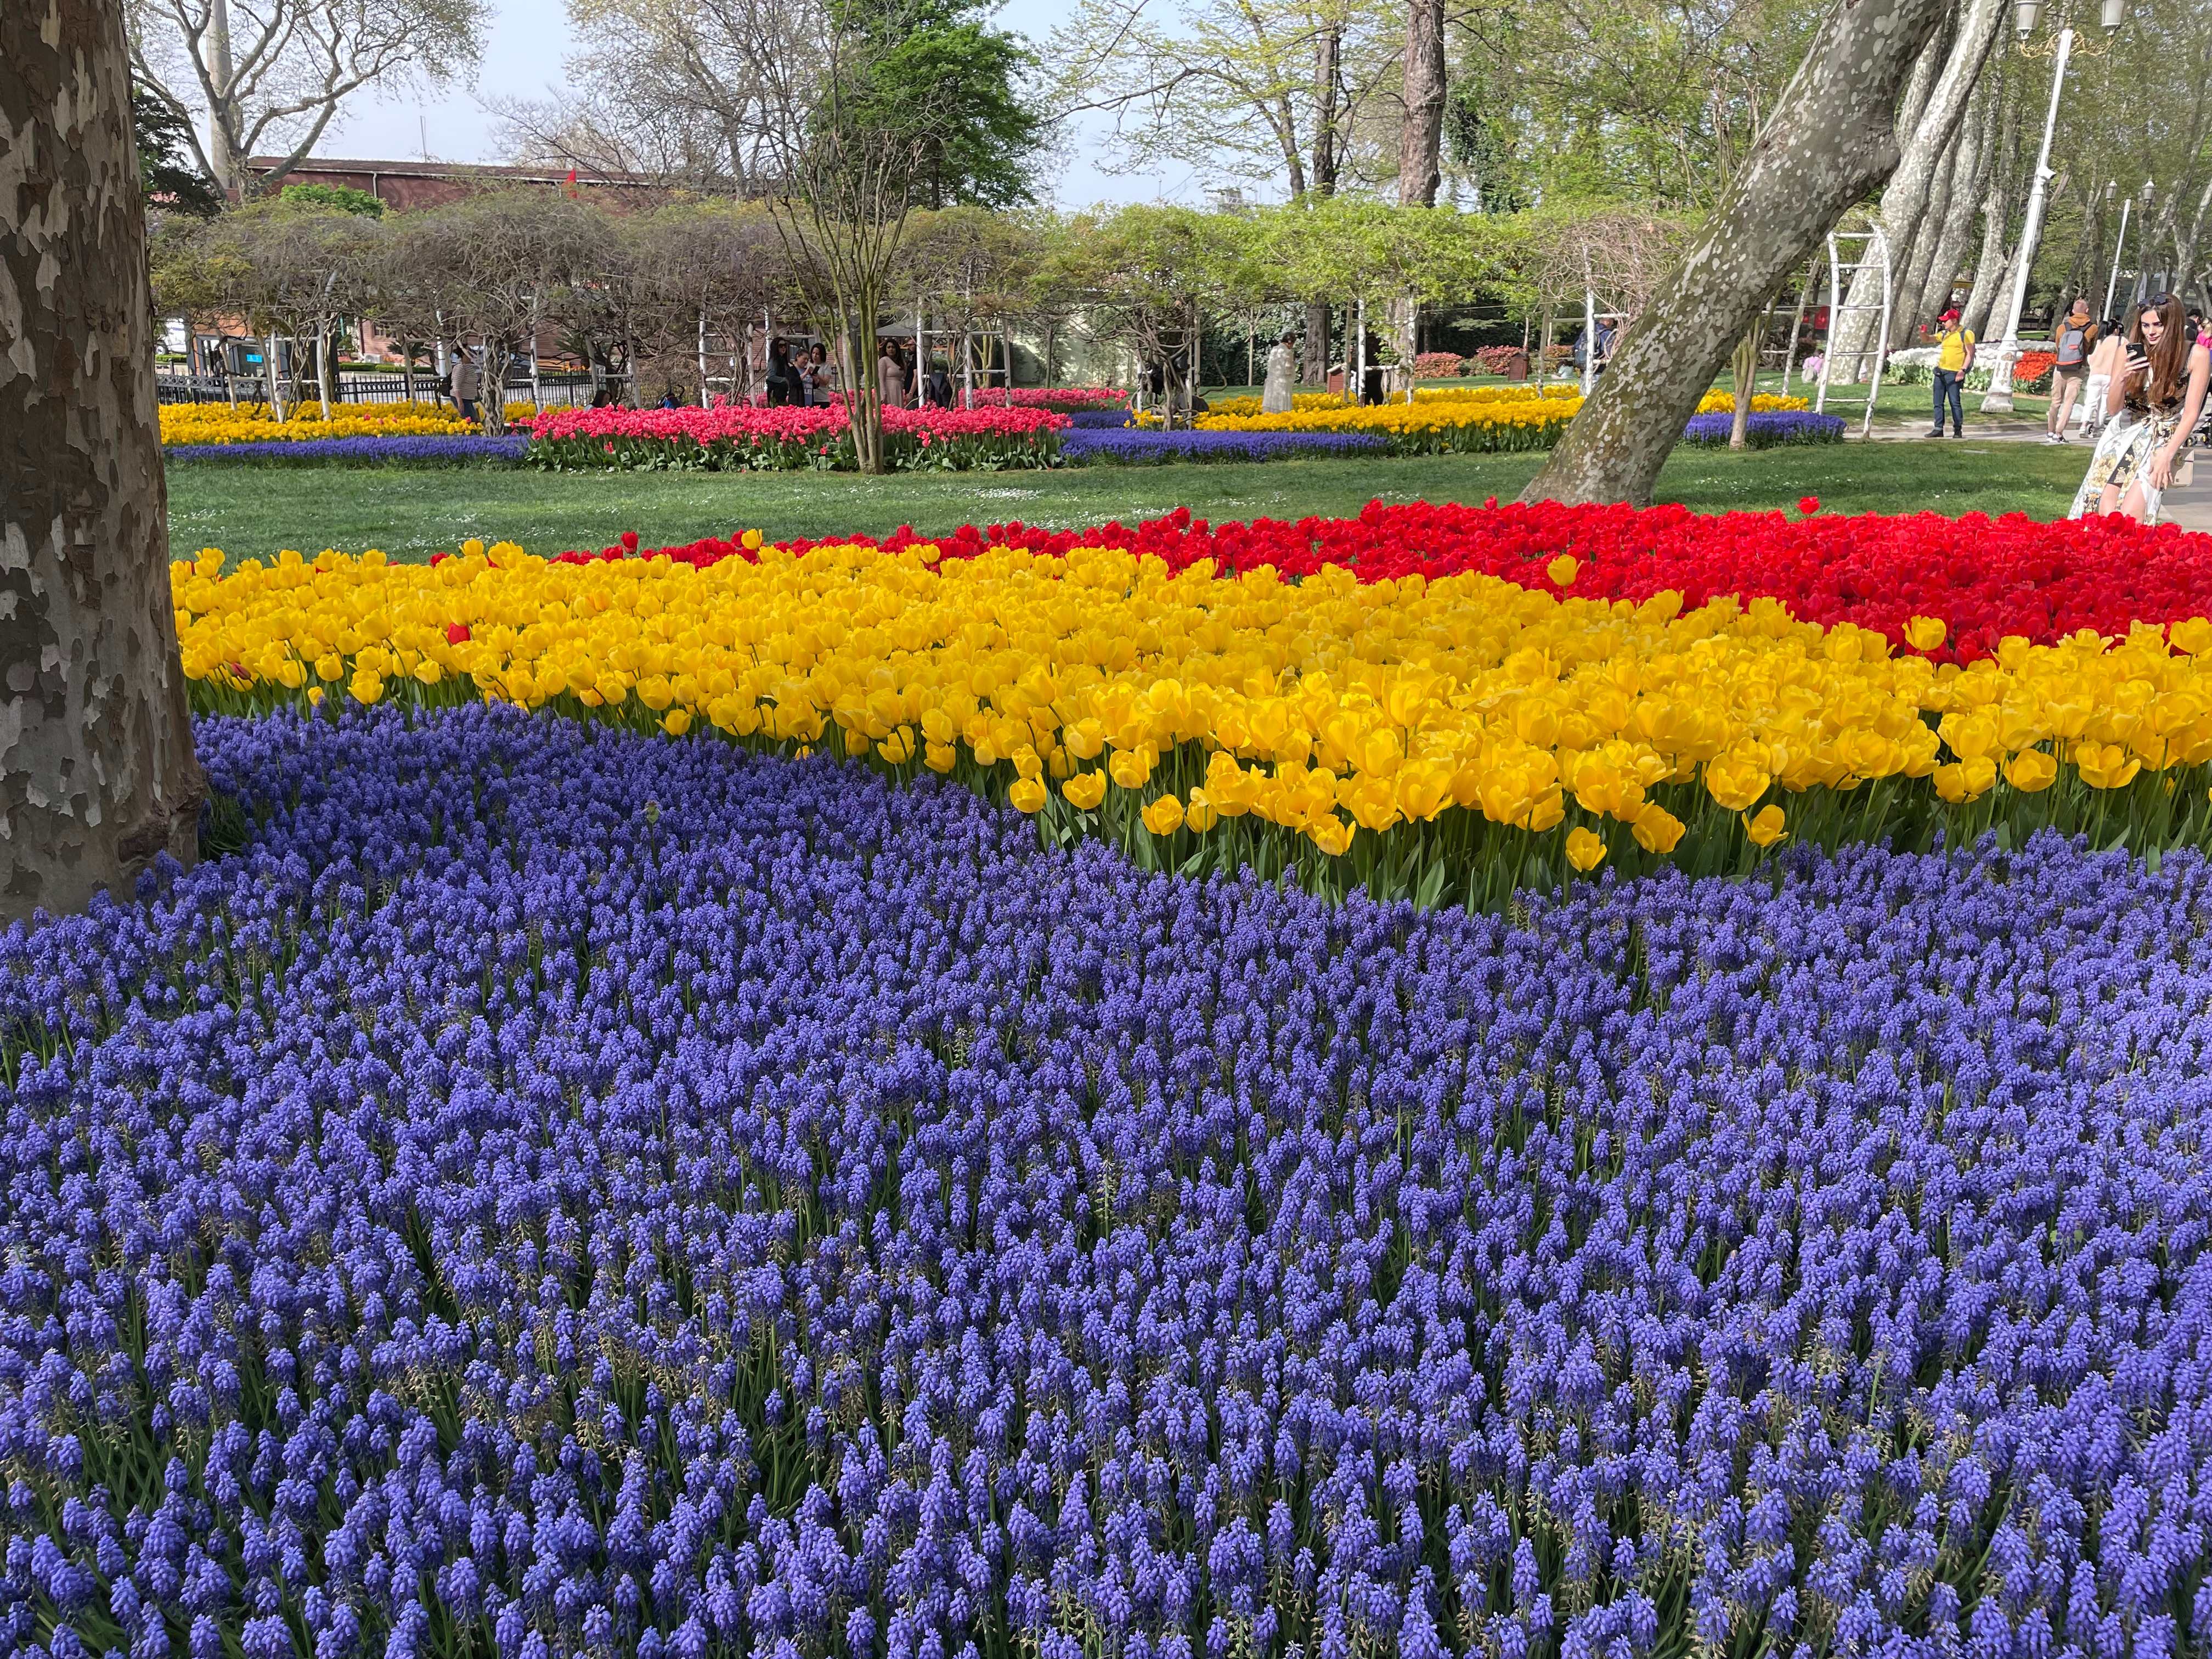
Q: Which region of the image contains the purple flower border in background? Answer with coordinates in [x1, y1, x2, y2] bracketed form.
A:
[162, 434, 531, 465]
[1062, 427, 1390, 464]
[1680, 410, 1848, 448]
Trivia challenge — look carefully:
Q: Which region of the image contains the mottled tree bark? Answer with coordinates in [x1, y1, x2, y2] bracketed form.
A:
[1520, 0, 1953, 507]
[1912, 83, 1995, 330]
[1959, 90, 2019, 337]
[1389, 0, 1446, 394]
[1303, 27, 1343, 386]
[2, 0, 205, 923]
[1829, 0, 2004, 376]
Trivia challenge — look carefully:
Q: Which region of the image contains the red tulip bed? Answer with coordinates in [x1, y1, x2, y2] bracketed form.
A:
[553, 496, 2212, 663]
[526, 403, 1068, 472]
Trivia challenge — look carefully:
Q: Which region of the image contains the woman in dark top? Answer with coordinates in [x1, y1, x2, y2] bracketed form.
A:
[765, 340, 794, 407]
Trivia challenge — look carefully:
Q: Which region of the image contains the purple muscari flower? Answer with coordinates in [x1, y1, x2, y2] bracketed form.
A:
[3, 705, 2211, 1659]
[1060, 429, 1390, 464]
[161, 435, 530, 465]
[1680, 410, 1847, 446]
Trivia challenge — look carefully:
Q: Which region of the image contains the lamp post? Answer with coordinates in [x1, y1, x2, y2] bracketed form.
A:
[1983, 0, 2126, 413]
[2103, 180, 2130, 320]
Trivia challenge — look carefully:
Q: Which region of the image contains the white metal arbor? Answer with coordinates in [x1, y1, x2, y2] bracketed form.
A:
[1813, 229, 1894, 438]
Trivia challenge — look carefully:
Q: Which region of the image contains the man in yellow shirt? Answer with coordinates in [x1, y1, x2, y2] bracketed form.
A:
[1927, 308, 1975, 437]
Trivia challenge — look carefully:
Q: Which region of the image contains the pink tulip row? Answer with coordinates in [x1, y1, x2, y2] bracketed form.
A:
[530, 403, 1069, 443]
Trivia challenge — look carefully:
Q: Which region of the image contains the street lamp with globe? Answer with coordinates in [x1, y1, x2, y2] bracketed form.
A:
[1982, 0, 2129, 413]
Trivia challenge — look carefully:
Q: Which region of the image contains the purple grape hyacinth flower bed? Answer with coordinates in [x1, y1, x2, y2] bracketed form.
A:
[1060, 428, 1389, 464]
[6, 704, 2212, 1659]
[161, 435, 531, 465]
[1679, 411, 1848, 448]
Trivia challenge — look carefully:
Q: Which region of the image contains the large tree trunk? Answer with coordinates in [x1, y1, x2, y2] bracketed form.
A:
[1304, 26, 1342, 387]
[3, 0, 206, 923]
[1959, 88, 2019, 336]
[1391, 0, 1447, 396]
[1911, 97, 1991, 330]
[1829, 0, 2005, 376]
[1519, 0, 1952, 507]
[1397, 0, 1446, 210]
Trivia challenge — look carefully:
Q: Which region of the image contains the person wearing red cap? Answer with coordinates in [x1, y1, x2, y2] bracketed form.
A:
[1926, 308, 1974, 438]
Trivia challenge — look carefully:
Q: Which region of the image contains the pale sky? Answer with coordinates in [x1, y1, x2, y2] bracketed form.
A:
[307, 0, 1206, 208]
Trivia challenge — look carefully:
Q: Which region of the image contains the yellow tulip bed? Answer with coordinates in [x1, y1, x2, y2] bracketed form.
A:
[158, 401, 573, 445]
[160, 403, 479, 444]
[1194, 395, 1582, 455]
[1695, 391, 1812, 414]
[175, 534, 2212, 910]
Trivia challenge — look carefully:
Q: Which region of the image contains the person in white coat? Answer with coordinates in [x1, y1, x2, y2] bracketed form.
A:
[1261, 331, 1297, 413]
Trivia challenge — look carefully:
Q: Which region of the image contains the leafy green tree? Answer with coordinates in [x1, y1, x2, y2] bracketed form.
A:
[131, 85, 222, 217]
[843, 0, 1044, 208]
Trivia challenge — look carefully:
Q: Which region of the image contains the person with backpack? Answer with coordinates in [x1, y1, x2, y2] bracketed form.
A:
[2046, 297, 2097, 442]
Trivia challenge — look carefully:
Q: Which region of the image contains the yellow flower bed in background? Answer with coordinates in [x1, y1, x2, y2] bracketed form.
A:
[160, 403, 477, 444]
[1410, 384, 1583, 404]
[1695, 391, 1813, 415]
[175, 538, 2212, 901]
[1194, 395, 1581, 451]
[159, 400, 576, 444]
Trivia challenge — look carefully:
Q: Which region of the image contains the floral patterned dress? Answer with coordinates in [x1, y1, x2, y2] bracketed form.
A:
[2069, 403, 2182, 522]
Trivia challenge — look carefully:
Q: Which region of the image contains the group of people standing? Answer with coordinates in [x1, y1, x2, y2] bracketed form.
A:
[873, 341, 957, 410]
[763, 341, 839, 407]
[1922, 293, 2207, 524]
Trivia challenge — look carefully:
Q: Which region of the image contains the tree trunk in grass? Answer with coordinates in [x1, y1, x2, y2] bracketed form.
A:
[1519, 0, 1953, 507]
[1728, 326, 1760, 448]
[2, 0, 206, 924]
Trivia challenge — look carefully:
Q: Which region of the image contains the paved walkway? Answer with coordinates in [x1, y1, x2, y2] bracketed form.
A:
[1857, 408, 2212, 531]
[2160, 468, 2212, 532]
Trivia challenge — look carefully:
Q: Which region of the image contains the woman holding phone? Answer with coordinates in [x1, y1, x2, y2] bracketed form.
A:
[2069, 295, 2210, 522]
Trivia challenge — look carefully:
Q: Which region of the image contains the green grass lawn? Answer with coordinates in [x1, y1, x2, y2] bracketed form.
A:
[168, 438, 2094, 564]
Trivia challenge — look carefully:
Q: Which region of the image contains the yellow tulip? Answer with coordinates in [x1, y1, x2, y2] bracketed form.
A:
[1008, 776, 1048, 813]
[1629, 805, 1684, 855]
[1140, 794, 1184, 836]
[2171, 617, 2212, 655]
[1063, 771, 1106, 810]
[663, 708, 693, 736]
[1565, 826, 1607, 872]
[1742, 804, 1787, 847]
[2002, 748, 2057, 792]
[1108, 748, 1155, 790]
[1307, 815, 1355, 857]
[2073, 742, 2140, 789]
[1184, 789, 1220, 832]
[1702, 753, 1771, 813]
[1547, 555, 1578, 588]
[924, 741, 957, 774]
[347, 670, 383, 706]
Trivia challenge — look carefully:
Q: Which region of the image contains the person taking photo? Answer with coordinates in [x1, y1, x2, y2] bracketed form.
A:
[2068, 294, 2211, 523]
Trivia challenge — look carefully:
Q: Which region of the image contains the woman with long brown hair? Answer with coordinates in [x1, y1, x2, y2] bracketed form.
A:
[2070, 295, 2211, 522]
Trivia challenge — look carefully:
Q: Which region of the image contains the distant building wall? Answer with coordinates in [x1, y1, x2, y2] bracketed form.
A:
[245, 156, 669, 213]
